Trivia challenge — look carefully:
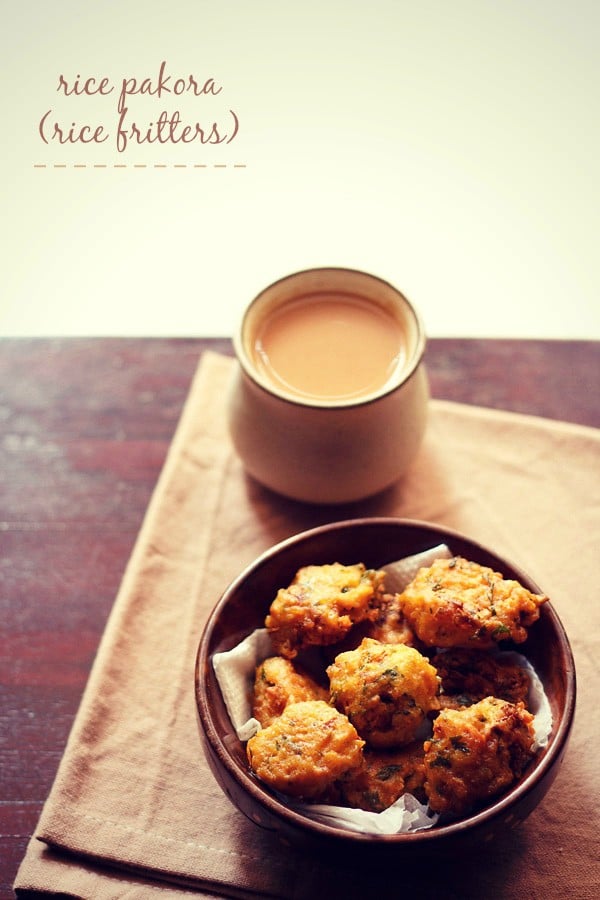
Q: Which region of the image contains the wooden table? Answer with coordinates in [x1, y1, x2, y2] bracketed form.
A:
[1, 337, 598, 896]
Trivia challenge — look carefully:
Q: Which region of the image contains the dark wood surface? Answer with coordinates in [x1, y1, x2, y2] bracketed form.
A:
[1, 337, 598, 897]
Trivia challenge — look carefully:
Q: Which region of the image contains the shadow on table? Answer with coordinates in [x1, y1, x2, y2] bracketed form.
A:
[238, 439, 456, 550]
[226, 809, 532, 900]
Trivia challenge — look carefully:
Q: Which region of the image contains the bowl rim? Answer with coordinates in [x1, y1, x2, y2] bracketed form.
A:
[195, 516, 577, 845]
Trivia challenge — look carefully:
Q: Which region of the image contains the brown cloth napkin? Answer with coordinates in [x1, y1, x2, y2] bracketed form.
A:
[15, 351, 600, 899]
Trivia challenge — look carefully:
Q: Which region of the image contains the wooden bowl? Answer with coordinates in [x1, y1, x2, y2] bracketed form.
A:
[195, 518, 576, 856]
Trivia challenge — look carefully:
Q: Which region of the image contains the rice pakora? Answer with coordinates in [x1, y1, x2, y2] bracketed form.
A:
[242, 555, 546, 823]
[246, 700, 364, 799]
[397, 556, 546, 649]
[327, 638, 440, 748]
[339, 742, 427, 812]
[354, 591, 416, 647]
[252, 656, 329, 728]
[432, 647, 530, 710]
[265, 562, 386, 658]
[423, 696, 536, 816]
[324, 591, 416, 662]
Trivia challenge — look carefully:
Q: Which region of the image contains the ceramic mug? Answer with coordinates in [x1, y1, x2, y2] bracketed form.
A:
[227, 267, 429, 504]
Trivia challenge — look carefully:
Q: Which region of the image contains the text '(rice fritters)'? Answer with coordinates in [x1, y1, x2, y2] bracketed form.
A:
[246, 700, 364, 799]
[397, 556, 547, 649]
[327, 638, 440, 748]
[265, 562, 386, 658]
[424, 696, 536, 816]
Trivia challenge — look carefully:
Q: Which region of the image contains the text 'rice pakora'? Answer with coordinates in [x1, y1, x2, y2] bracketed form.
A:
[265, 562, 386, 658]
[246, 700, 364, 799]
[397, 556, 546, 649]
[327, 638, 440, 748]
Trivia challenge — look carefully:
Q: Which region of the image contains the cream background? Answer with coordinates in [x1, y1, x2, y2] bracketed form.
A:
[1, 0, 599, 338]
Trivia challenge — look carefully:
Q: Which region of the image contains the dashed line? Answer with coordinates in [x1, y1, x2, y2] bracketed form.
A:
[33, 163, 247, 169]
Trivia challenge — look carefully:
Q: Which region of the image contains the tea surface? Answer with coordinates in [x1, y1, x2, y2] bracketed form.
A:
[252, 293, 405, 401]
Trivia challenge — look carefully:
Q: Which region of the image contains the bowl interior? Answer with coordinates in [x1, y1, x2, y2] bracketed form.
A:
[196, 518, 575, 847]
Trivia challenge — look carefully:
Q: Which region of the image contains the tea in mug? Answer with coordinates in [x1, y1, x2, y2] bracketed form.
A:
[252, 293, 406, 402]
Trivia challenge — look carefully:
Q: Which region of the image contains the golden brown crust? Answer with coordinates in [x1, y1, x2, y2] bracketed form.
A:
[243, 556, 545, 818]
[252, 656, 329, 728]
[423, 696, 536, 816]
[339, 742, 427, 812]
[397, 556, 547, 649]
[322, 592, 417, 662]
[327, 638, 440, 749]
[432, 648, 530, 710]
[246, 700, 365, 799]
[265, 563, 386, 658]
[356, 592, 417, 646]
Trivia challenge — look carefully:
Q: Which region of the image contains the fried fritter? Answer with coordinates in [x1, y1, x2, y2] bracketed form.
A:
[252, 656, 329, 728]
[358, 591, 416, 646]
[432, 648, 530, 710]
[327, 638, 440, 748]
[424, 696, 536, 816]
[265, 562, 386, 658]
[246, 700, 364, 800]
[325, 591, 416, 660]
[339, 742, 427, 812]
[397, 556, 547, 649]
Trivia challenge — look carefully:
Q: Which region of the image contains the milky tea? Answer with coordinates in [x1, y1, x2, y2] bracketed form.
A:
[228, 268, 429, 503]
[252, 292, 406, 404]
